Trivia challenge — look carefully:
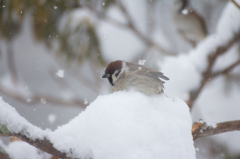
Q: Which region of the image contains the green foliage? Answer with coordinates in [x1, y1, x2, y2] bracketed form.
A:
[0, 123, 11, 135]
[0, 0, 109, 65]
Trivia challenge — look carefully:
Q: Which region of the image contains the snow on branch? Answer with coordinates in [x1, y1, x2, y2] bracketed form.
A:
[1, 112, 240, 158]
[192, 120, 240, 140]
[187, 31, 240, 109]
[211, 59, 240, 78]
[0, 123, 73, 159]
[0, 91, 240, 158]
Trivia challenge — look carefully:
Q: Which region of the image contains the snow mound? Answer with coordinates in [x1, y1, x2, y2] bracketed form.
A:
[50, 91, 196, 159]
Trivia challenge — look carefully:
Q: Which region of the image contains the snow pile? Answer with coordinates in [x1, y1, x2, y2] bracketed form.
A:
[49, 91, 195, 159]
[161, 0, 240, 99]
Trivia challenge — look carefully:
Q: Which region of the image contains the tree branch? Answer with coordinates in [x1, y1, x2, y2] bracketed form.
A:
[211, 59, 240, 78]
[0, 123, 74, 159]
[187, 31, 240, 109]
[1, 110, 240, 157]
[2, 118, 240, 156]
[192, 120, 240, 140]
[231, 0, 240, 9]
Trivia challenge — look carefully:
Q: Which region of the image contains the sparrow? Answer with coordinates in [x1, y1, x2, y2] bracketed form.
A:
[172, 0, 207, 47]
[102, 60, 169, 95]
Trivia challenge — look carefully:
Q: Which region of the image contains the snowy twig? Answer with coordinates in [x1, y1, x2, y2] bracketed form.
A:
[211, 59, 240, 78]
[187, 31, 240, 109]
[231, 0, 240, 9]
[192, 120, 240, 140]
[0, 123, 73, 159]
[0, 86, 87, 108]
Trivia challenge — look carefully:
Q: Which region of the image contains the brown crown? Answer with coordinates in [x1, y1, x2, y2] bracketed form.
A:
[105, 60, 123, 74]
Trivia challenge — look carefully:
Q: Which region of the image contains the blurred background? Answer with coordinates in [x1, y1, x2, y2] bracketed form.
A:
[0, 0, 240, 158]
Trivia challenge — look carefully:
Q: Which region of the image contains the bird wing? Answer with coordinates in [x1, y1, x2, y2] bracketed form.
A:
[126, 63, 169, 82]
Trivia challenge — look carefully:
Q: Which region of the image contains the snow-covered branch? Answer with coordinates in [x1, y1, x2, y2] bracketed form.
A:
[0, 123, 73, 159]
[1, 92, 240, 159]
[192, 120, 240, 140]
[1, 113, 240, 158]
[187, 31, 240, 109]
[211, 59, 240, 78]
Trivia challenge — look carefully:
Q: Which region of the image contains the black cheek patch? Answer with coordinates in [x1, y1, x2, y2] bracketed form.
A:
[108, 76, 114, 86]
[115, 71, 120, 77]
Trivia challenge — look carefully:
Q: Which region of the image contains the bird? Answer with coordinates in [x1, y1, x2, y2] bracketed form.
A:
[172, 0, 207, 47]
[102, 60, 169, 95]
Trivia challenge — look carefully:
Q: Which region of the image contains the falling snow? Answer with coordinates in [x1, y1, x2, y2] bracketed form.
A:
[40, 98, 46, 104]
[56, 70, 64, 78]
[182, 9, 188, 15]
[138, 59, 146, 65]
[84, 98, 88, 105]
[48, 114, 57, 124]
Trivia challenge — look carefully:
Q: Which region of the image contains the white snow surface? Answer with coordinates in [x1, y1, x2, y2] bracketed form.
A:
[49, 91, 195, 159]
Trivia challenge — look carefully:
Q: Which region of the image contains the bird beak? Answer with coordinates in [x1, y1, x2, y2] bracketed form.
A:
[102, 74, 109, 78]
